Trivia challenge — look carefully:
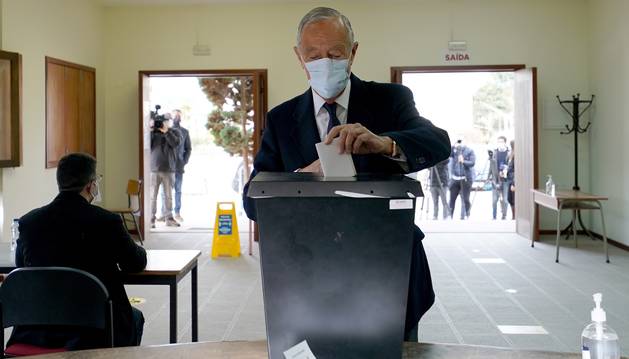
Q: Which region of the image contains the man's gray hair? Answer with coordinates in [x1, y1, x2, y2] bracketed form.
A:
[297, 7, 355, 49]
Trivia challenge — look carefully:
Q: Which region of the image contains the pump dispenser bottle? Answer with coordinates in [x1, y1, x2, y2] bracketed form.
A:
[545, 175, 556, 196]
[581, 293, 620, 359]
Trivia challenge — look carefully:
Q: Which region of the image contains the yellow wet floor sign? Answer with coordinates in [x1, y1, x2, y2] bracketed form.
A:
[211, 202, 241, 258]
[128, 297, 146, 305]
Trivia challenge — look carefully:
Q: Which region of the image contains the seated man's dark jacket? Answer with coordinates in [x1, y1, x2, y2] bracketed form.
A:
[9, 191, 147, 350]
[243, 74, 451, 332]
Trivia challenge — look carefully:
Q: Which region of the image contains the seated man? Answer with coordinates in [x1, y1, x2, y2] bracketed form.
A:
[8, 153, 147, 350]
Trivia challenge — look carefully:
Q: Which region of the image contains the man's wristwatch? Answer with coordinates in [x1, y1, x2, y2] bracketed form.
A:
[391, 139, 399, 158]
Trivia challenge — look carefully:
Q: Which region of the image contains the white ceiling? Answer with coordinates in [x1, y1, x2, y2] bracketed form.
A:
[101, 0, 314, 6]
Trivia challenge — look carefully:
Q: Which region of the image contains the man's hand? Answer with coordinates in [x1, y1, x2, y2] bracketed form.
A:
[159, 126, 168, 134]
[458, 154, 464, 163]
[325, 123, 392, 155]
[299, 159, 322, 173]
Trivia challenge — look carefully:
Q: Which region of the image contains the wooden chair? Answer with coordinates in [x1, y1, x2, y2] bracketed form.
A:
[108, 179, 143, 245]
[0, 267, 114, 357]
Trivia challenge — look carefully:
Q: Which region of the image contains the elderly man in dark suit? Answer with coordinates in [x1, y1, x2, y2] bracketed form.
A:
[243, 7, 450, 341]
[9, 153, 147, 350]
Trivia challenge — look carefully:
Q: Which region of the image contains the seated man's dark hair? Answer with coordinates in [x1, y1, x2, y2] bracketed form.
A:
[57, 153, 97, 192]
[498, 135, 507, 142]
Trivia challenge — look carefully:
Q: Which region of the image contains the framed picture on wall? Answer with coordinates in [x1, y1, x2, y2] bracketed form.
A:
[0, 50, 22, 168]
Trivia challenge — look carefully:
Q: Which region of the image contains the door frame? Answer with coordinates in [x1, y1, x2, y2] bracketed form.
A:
[137, 69, 268, 240]
[390, 65, 539, 235]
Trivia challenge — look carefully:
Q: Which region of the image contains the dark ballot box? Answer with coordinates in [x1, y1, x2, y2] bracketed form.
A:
[247, 172, 423, 359]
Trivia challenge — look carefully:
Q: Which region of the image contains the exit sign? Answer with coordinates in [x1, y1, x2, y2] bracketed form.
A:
[445, 53, 470, 61]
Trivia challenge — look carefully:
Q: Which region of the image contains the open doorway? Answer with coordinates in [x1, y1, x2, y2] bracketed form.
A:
[392, 65, 538, 236]
[138, 70, 267, 243]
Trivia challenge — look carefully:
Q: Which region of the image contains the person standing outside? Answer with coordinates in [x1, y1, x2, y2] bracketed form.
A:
[150, 112, 181, 227]
[429, 159, 450, 220]
[488, 136, 510, 220]
[449, 137, 475, 219]
[160, 109, 192, 222]
[507, 140, 515, 219]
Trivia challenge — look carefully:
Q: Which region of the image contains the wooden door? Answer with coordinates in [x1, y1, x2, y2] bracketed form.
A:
[46, 63, 66, 168]
[139, 73, 151, 241]
[0, 59, 9, 160]
[46, 58, 96, 168]
[79, 70, 96, 156]
[514, 68, 538, 238]
[0, 50, 21, 168]
[252, 71, 267, 243]
[64, 67, 80, 154]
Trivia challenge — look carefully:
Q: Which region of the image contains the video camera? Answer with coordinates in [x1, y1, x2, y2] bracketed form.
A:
[452, 139, 463, 155]
[150, 105, 169, 132]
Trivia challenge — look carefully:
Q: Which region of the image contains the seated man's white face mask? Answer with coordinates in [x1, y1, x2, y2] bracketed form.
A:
[90, 179, 101, 204]
[305, 58, 350, 99]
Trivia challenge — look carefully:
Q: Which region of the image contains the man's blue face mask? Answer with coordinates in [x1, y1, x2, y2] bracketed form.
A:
[305, 58, 350, 100]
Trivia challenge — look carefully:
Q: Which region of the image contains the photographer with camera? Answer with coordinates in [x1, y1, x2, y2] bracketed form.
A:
[429, 159, 450, 220]
[448, 136, 475, 220]
[507, 140, 515, 219]
[150, 105, 181, 228]
[157, 109, 192, 223]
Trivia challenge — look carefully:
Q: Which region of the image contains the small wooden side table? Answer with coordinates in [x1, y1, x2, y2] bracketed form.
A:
[530, 189, 609, 263]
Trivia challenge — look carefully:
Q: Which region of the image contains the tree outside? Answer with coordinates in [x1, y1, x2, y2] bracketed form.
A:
[198, 77, 254, 182]
[472, 72, 514, 143]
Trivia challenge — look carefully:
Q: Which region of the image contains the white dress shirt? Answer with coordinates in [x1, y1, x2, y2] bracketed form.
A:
[312, 80, 351, 141]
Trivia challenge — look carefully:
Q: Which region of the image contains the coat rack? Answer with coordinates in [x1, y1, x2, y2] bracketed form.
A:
[557, 93, 594, 190]
[556, 93, 595, 239]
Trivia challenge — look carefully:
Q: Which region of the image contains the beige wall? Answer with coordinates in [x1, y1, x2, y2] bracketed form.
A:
[0, 0, 600, 239]
[0, 0, 105, 240]
[103, 0, 591, 229]
[588, 0, 629, 245]
[0, 0, 3, 240]
[0, 0, 3, 48]
[0, 172, 3, 241]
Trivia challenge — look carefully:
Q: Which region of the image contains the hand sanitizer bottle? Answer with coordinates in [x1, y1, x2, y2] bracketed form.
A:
[11, 219, 19, 252]
[581, 293, 620, 359]
[545, 175, 555, 196]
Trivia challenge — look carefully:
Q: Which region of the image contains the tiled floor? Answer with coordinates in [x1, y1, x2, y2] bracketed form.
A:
[6, 230, 628, 356]
[127, 230, 629, 355]
[420, 232, 629, 355]
[125, 232, 265, 344]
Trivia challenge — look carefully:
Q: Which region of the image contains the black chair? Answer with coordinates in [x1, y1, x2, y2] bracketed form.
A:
[0, 267, 113, 357]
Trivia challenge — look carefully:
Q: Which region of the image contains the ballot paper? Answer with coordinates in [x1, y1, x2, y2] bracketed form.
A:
[283, 340, 316, 359]
[334, 190, 383, 198]
[315, 138, 357, 177]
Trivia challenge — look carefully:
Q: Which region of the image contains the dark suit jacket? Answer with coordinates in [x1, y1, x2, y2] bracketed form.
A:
[174, 125, 192, 173]
[243, 74, 451, 332]
[9, 192, 147, 350]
